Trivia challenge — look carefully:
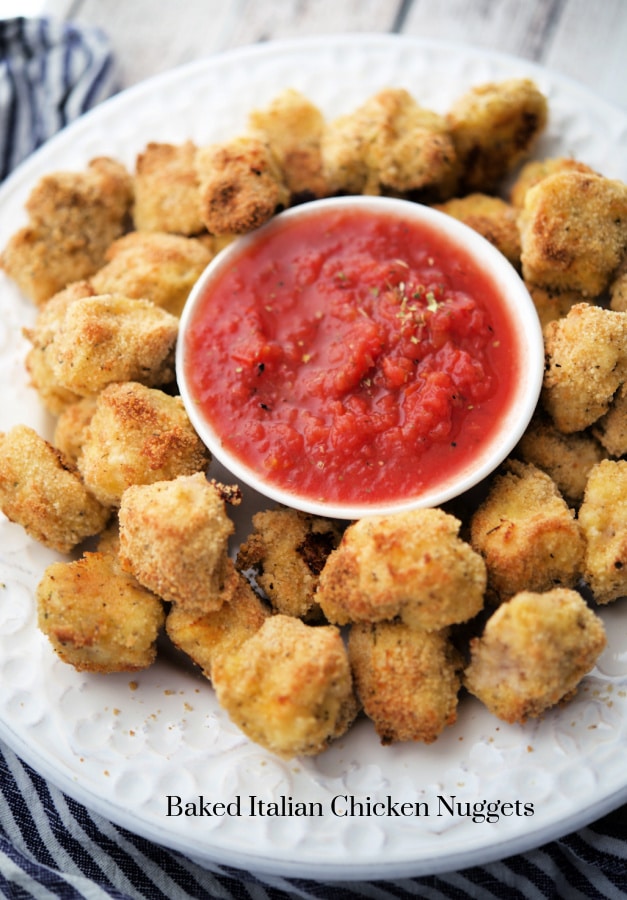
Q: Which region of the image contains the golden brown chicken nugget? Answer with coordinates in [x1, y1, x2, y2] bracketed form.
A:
[91, 231, 213, 317]
[526, 284, 586, 329]
[433, 193, 521, 267]
[464, 588, 606, 723]
[211, 614, 358, 758]
[509, 156, 597, 209]
[133, 140, 205, 235]
[0, 425, 109, 553]
[165, 561, 270, 679]
[196, 136, 288, 235]
[469, 460, 585, 601]
[591, 383, 627, 458]
[578, 459, 627, 604]
[53, 396, 98, 469]
[248, 88, 330, 201]
[236, 507, 343, 620]
[446, 78, 548, 193]
[316, 508, 486, 630]
[1, 157, 132, 305]
[49, 294, 179, 396]
[542, 303, 627, 433]
[609, 255, 627, 312]
[37, 551, 165, 673]
[119, 473, 233, 614]
[349, 621, 462, 745]
[78, 382, 210, 507]
[322, 88, 458, 199]
[518, 172, 627, 297]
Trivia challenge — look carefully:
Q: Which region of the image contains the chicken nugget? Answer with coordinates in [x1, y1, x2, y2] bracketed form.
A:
[591, 383, 627, 458]
[321, 88, 457, 199]
[133, 140, 205, 235]
[348, 621, 462, 745]
[48, 294, 178, 396]
[119, 473, 233, 614]
[37, 551, 165, 673]
[509, 156, 597, 209]
[469, 460, 584, 601]
[578, 459, 627, 604]
[316, 508, 486, 630]
[432, 193, 520, 267]
[0, 425, 109, 553]
[464, 588, 606, 723]
[53, 396, 98, 469]
[91, 231, 213, 317]
[236, 507, 343, 620]
[518, 172, 627, 297]
[609, 255, 627, 312]
[78, 382, 209, 507]
[211, 614, 358, 758]
[1, 157, 132, 305]
[542, 303, 627, 433]
[165, 561, 270, 679]
[23, 281, 94, 414]
[515, 413, 606, 504]
[248, 88, 330, 201]
[446, 78, 548, 193]
[526, 284, 586, 329]
[196, 136, 288, 235]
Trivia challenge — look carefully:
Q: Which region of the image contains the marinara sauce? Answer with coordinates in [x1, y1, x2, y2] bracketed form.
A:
[184, 206, 519, 505]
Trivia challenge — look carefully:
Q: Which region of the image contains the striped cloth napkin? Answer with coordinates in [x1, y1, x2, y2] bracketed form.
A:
[0, 16, 626, 899]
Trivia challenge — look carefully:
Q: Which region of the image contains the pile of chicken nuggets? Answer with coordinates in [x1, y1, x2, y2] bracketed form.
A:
[0, 77, 626, 759]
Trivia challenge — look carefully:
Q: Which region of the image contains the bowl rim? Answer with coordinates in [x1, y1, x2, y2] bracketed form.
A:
[176, 195, 545, 519]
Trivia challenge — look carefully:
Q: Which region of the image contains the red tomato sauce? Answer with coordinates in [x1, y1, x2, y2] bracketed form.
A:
[184, 207, 519, 506]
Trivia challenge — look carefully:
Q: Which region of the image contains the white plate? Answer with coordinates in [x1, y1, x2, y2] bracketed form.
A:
[1, 34, 626, 882]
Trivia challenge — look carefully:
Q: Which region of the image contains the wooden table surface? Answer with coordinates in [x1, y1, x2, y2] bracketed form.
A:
[29, 0, 627, 110]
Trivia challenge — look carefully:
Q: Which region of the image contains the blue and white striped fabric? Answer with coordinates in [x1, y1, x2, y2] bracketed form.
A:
[1, 17, 627, 899]
[0, 16, 118, 181]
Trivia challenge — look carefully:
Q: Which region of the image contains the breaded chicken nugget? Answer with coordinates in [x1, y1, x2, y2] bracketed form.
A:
[464, 588, 606, 723]
[591, 383, 627, 457]
[518, 172, 627, 297]
[78, 382, 210, 506]
[236, 507, 344, 619]
[1, 157, 132, 305]
[609, 255, 627, 312]
[469, 460, 585, 601]
[48, 294, 179, 396]
[211, 614, 358, 758]
[321, 88, 458, 199]
[348, 621, 462, 745]
[91, 231, 213, 317]
[133, 140, 205, 235]
[578, 459, 627, 604]
[248, 88, 330, 201]
[446, 78, 548, 193]
[432, 193, 521, 267]
[316, 508, 486, 630]
[119, 473, 233, 613]
[165, 561, 270, 679]
[53, 396, 98, 469]
[23, 280, 94, 414]
[37, 551, 165, 672]
[0, 425, 109, 553]
[515, 413, 606, 504]
[526, 284, 586, 329]
[542, 304, 627, 433]
[509, 156, 597, 209]
[196, 136, 288, 235]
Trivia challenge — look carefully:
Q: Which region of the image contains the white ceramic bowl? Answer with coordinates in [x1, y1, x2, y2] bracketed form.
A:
[176, 196, 544, 519]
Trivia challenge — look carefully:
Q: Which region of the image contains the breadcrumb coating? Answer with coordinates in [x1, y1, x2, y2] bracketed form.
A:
[133, 140, 205, 235]
[211, 614, 359, 758]
[526, 284, 586, 329]
[542, 303, 627, 433]
[236, 507, 344, 619]
[518, 171, 627, 296]
[0, 425, 109, 553]
[78, 382, 210, 507]
[591, 383, 627, 457]
[348, 621, 462, 745]
[53, 396, 97, 469]
[119, 473, 234, 614]
[470, 460, 585, 601]
[1, 157, 133, 305]
[433, 193, 521, 267]
[464, 588, 606, 723]
[578, 459, 627, 604]
[509, 156, 597, 209]
[316, 508, 486, 630]
[37, 551, 165, 673]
